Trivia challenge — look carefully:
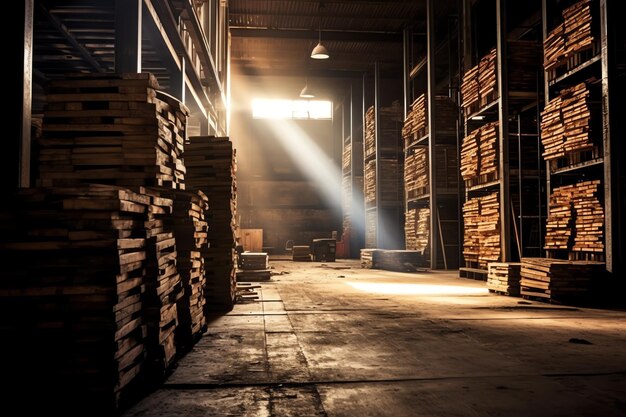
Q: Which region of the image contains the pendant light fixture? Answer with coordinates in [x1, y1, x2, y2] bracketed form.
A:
[311, 3, 329, 59]
[300, 78, 315, 98]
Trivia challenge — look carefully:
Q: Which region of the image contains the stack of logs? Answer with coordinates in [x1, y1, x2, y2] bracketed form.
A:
[544, 0, 594, 72]
[541, 82, 593, 160]
[405, 207, 430, 254]
[461, 122, 499, 185]
[185, 136, 238, 312]
[38, 74, 188, 190]
[0, 185, 150, 413]
[520, 257, 604, 301]
[545, 180, 604, 255]
[463, 192, 500, 268]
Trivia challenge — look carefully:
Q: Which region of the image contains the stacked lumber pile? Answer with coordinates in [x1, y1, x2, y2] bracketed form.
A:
[146, 188, 208, 350]
[460, 128, 480, 182]
[520, 257, 604, 300]
[435, 145, 459, 190]
[342, 142, 351, 172]
[364, 106, 376, 158]
[509, 41, 542, 92]
[38, 73, 188, 189]
[545, 180, 604, 254]
[478, 48, 498, 105]
[404, 148, 428, 199]
[378, 101, 404, 151]
[0, 185, 149, 413]
[541, 82, 593, 160]
[405, 208, 430, 253]
[185, 136, 237, 312]
[292, 246, 311, 262]
[477, 192, 501, 267]
[544, 0, 595, 72]
[365, 209, 377, 248]
[142, 190, 181, 375]
[376, 250, 427, 272]
[462, 198, 480, 263]
[402, 94, 427, 146]
[379, 159, 402, 202]
[479, 122, 498, 178]
[360, 249, 378, 268]
[461, 122, 499, 185]
[461, 64, 480, 112]
[463, 192, 500, 267]
[342, 174, 352, 233]
[487, 262, 522, 295]
[239, 252, 269, 270]
[364, 160, 376, 206]
[237, 252, 271, 281]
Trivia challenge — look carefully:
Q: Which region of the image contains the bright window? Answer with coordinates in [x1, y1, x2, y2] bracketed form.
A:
[252, 99, 332, 120]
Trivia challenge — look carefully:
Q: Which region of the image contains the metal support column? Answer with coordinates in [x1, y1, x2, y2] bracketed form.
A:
[462, 0, 472, 72]
[11, 0, 34, 189]
[170, 55, 186, 103]
[403, 28, 411, 119]
[496, 0, 511, 262]
[427, 0, 439, 268]
[115, 0, 142, 73]
[374, 62, 381, 248]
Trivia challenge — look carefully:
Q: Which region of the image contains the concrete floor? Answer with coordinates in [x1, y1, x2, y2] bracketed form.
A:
[124, 260, 626, 416]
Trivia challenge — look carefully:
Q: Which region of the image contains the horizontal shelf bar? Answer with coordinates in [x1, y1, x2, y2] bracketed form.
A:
[548, 54, 601, 87]
[466, 179, 501, 192]
[550, 157, 604, 175]
[465, 99, 500, 121]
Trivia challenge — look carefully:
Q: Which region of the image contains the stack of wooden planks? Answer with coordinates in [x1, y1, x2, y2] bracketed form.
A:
[379, 159, 403, 202]
[364, 106, 376, 158]
[142, 190, 181, 376]
[405, 207, 430, 254]
[292, 246, 311, 262]
[478, 48, 498, 106]
[461, 64, 480, 112]
[541, 82, 593, 160]
[364, 160, 376, 206]
[376, 250, 427, 272]
[520, 257, 604, 301]
[545, 180, 604, 254]
[461, 122, 499, 185]
[146, 188, 208, 351]
[342, 142, 351, 172]
[237, 252, 271, 281]
[477, 192, 501, 267]
[544, 0, 594, 72]
[404, 148, 428, 199]
[487, 262, 522, 295]
[185, 136, 238, 312]
[378, 101, 404, 151]
[38, 73, 188, 189]
[360, 248, 377, 268]
[544, 23, 566, 71]
[0, 185, 149, 413]
[365, 209, 377, 248]
[463, 192, 500, 267]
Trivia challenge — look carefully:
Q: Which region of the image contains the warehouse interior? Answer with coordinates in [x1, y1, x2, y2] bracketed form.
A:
[5, 0, 626, 415]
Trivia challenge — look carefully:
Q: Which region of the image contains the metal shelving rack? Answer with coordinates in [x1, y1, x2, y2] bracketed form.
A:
[541, 0, 622, 274]
[459, 0, 545, 279]
[403, 0, 461, 269]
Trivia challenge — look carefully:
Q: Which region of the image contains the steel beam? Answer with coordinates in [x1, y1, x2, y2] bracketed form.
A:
[374, 61, 381, 248]
[230, 28, 403, 43]
[427, 0, 440, 268]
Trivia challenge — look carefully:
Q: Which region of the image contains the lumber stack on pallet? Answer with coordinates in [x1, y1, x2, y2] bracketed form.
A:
[405, 207, 430, 253]
[142, 191, 181, 375]
[541, 82, 593, 160]
[463, 192, 500, 268]
[145, 188, 208, 350]
[402, 94, 427, 146]
[487, 262, 521, 295]
[376, 250, 427, 272]
[405, 148, 428, 199]
[365, 209, 377, 248]
[378, 101, 404, 151]
[520, 257, 604, 301]
[185, 136, 237, 312]
[478, 48, 498, 106]
[360, 249, 377, 268]
[461, 64, 480, 112]
[461, 122, 499, 185]
[545, 180, 604, 254]
[364, 160, 376, 206]
[292, 246, 311, 262]
[364, 106, 376, 158]
[237, 252, 271, 281]
[342, 142, 351, 172]
[38, 73, 188, 189]
[0, 185, 149, 413]
[544, 0, 595, 72]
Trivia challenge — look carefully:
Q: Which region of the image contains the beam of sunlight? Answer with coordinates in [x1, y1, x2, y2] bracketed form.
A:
[346, 281, 490, 296]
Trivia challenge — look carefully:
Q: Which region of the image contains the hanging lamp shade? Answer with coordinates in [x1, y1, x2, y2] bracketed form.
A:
[300, 83, 314, 98]
[310, 42, 329, 59]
